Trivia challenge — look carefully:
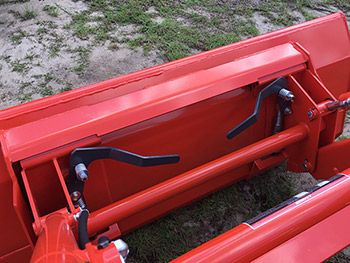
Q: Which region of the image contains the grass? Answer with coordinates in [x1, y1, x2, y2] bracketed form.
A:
[10, 29, 27, 44]
[22, 9, 36, 20]
[337, 134, 350, 141]
[70, 12, 93, 40]
[204, 32, 240, 49]
[323, 0, 350, 9]
[136, 18, 202, 60]
[124, 166, 298, 262]
[9, 8, 37, 21]
[36, 26, 48, 35]
[73, 46, 90, 74]
[18, 81, 33, 102]
[43, 5, 59, 17]
[16, 73, 72, 103]
[11, 60, 29, 73]
[18, 93, 32, 102]
[59, 86, 72, 93]
[68, 0, 261, 61]
[67, 0, 338, 61]
[39, 85, 53, 96]
[48, 35, 64, 58]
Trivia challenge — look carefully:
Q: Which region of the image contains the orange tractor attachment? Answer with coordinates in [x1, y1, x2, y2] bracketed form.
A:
[0, 12, 350, 263]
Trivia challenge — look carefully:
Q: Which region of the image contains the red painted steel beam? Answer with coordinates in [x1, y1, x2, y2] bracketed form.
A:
[315, 138, 350, 179]
[4, 43, 306, 162]
[172, 170, 350, 263]
[253, 204, 350, 262]
[88, 124, 308, 235]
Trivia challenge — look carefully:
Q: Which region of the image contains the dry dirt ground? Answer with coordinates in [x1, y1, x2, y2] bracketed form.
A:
[0, 0, 350, 262]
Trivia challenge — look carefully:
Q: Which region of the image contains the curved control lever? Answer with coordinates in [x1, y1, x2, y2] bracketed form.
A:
[226, 77, 293, 139]
[66, 147, 180, 208]
[71, 147, 179, 171]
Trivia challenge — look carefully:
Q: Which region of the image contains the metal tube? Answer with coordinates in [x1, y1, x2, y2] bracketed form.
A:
[172, 172, 350, 263]
[88, 124, 308, 235]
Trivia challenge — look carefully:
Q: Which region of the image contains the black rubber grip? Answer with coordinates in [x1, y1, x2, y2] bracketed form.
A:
[78, 209, 89, 249]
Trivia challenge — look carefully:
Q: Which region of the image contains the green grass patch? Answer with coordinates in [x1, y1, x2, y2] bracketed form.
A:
[24, 52, 38, 61]
[322, 0, 350, 10]
[10, 8, 37, 21]
[11, 60, 30, 73]
[48, 36, 64, 58]
[18, 81, 33, 102]
[18, 93, 32, 102]
[10, 29, 27, 44]
[59, 86, 72, 93]
[301, 9, 318, 20]
[67, 0, 333, 61]
[22, 9, 37, 20]
[37, 26, 48, 35]
[337, 134, 350, 141]
[43, 5, 59, 17]
[204, 33, 240, 49]
[73, 46, 90, 74]
[258, 1, 296, 26]
[69, 0, 263, 61]
[70, 12, 94, 40]
[39, 86, 54, 96]
[190, 12, 209, 24]
[38, 74, 55, 96]
[138, 18, 202, 60]
[124, 166, 296, 262]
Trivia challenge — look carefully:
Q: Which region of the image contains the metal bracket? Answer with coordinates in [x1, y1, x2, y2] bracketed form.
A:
[226, 77, 293, 139]
[66, 147, 180, 208]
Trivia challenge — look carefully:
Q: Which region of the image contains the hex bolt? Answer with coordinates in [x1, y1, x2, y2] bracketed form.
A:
[307, 109, 318, 120]
[75, 163, 88, 181]
[284, 107, 292, 115]
[307, 111, 314, 119]
[278, 89, 294, 101]
[71, 191, 81, 202]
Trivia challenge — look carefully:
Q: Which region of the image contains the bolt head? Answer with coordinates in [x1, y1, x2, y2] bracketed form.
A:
[284, 107, 292, 115]
[286, 93, 294, 101]
[278, 89, 295, 101]
[75, 163, 88, 181]
[307, 111, 314, 119]
[77, 170, 88, 181]
[71, 191, 81, 202]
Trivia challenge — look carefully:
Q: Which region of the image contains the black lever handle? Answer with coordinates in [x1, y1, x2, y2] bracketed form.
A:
[226, 77, 293, 139]
[66, 147, 180, 208]
[70, 147, 180, 168]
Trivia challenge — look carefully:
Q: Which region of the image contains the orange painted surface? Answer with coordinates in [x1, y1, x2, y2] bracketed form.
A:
[0, 13, 349, 262]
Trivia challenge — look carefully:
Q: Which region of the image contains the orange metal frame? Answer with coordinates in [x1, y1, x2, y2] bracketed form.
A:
[0, 12, 349, 262]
